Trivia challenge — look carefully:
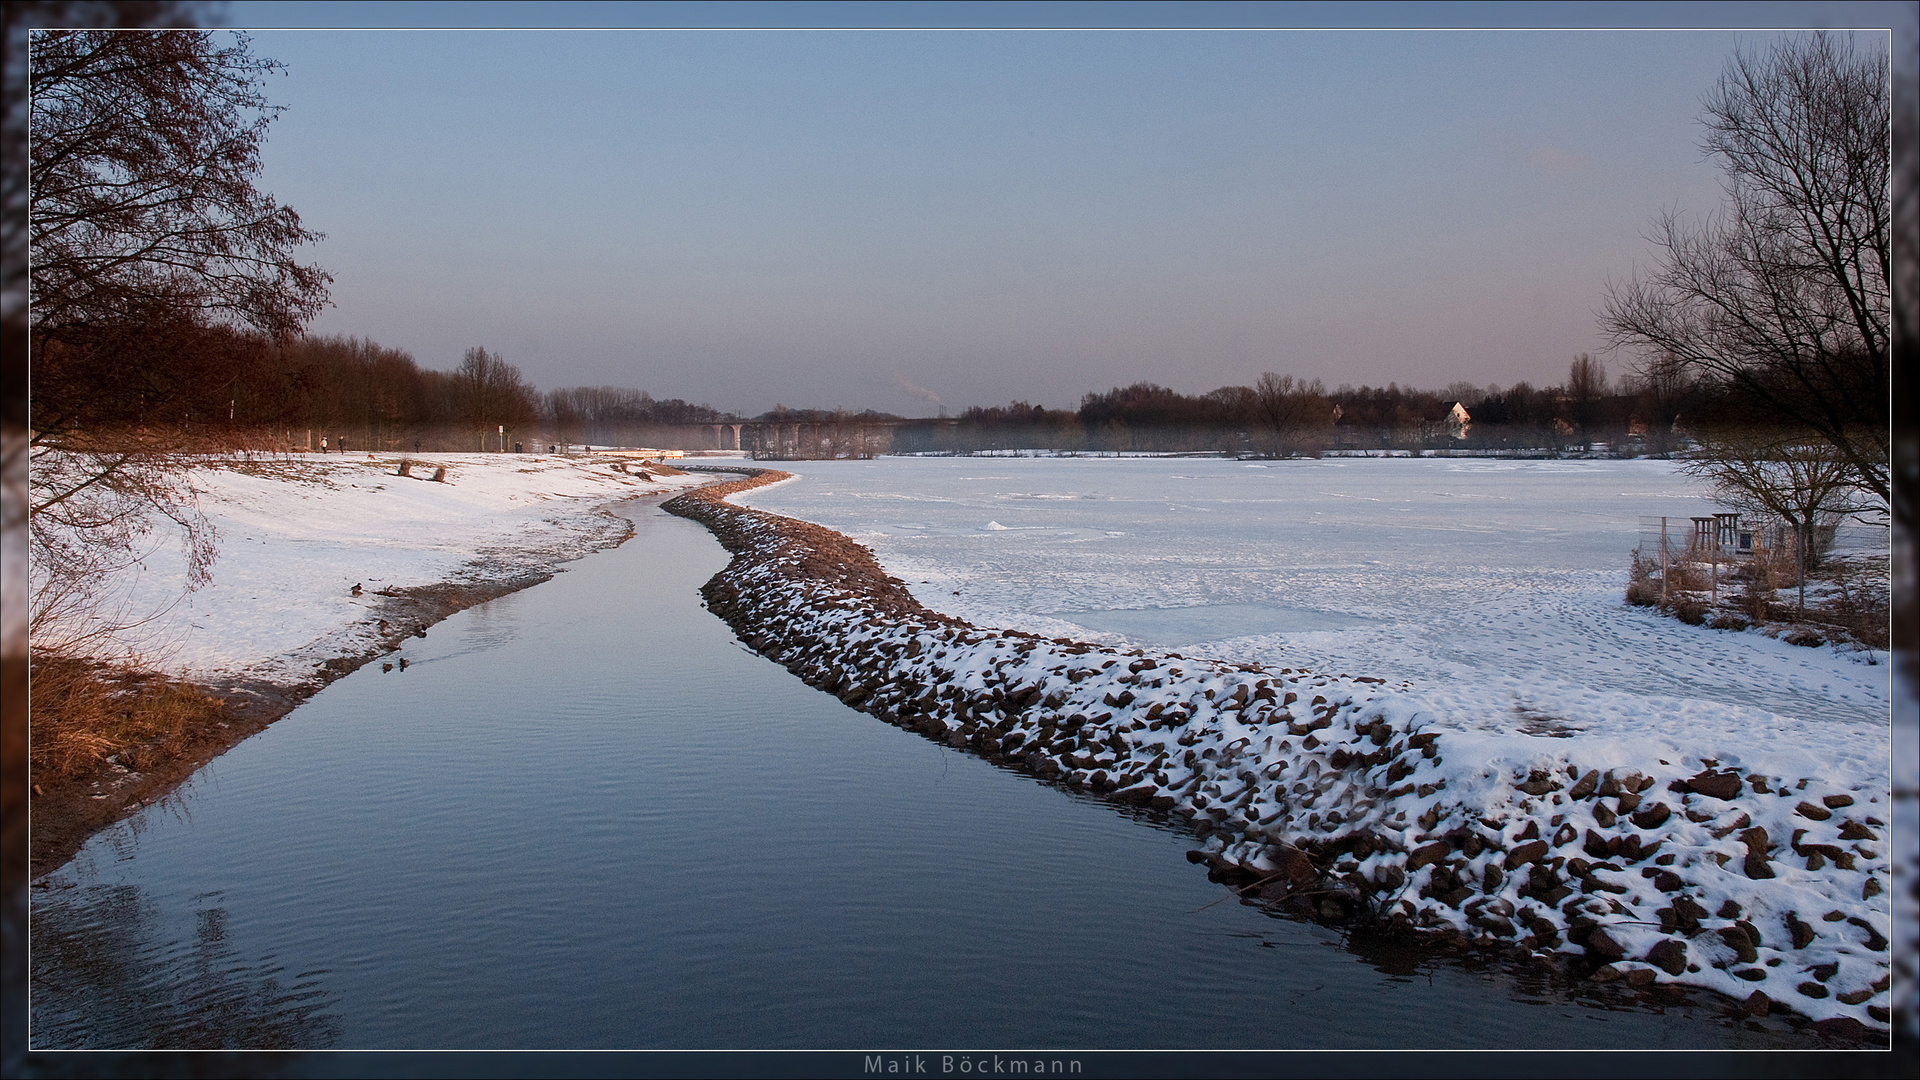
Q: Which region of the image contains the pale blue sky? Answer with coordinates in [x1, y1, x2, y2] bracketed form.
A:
[218, 3, 1910, 415]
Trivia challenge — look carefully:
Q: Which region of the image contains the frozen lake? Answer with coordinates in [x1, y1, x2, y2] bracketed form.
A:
[739, 456, 1892, 740]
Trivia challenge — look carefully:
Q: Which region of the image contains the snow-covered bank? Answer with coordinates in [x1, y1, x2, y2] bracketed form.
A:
[668, 469, 1894, 1036]
[38, 452, 709, 688]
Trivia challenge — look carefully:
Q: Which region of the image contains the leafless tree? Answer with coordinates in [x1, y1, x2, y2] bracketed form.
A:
[1602, 31, 1890, 506]
[1682, 431, 1872, 611]
[28, 28, 329, 362]
[1251, 372, 1332, 458]
[1565, 353, 1608, 446]
[455, 346, 536, 450]
[27, 445, 216, 657]
[1891, 9, 1917, 711]
[26, 25, 324, 658]
[1628, 351, 1698, 454]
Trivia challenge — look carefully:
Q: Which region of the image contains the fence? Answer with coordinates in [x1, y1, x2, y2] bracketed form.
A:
[1633, 512, 1889, 611]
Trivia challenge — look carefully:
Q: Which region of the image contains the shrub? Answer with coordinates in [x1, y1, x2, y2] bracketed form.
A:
[1626, 548, 1661, 607]
[1671, 597, 1709, 625]
[1821, 557, 1891, 649]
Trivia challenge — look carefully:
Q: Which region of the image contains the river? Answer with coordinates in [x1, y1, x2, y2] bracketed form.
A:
[29, 502, 1825, 1050]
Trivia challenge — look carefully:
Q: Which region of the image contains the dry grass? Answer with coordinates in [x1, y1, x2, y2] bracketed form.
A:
[29, 652, 226, 787]
[1627, 538, 1889, 651]
[1820, 557, 1891, 650]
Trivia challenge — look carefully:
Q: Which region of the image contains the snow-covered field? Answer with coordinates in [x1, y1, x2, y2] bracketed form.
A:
[739, 456, 1891, 737]
[36, 452, 708, 687]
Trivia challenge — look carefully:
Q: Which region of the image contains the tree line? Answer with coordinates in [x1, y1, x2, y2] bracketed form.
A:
[28, 300, 1855, 461]
[32, 318, 745, 452]
[893, 355, 1735, 457]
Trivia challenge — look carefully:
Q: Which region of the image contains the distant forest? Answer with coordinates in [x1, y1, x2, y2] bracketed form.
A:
[901, 357, 1694, 456]
[33, 316, 1753, 457]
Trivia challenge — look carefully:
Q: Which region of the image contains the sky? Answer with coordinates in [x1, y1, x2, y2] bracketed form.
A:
[215, 2, 1912, 417]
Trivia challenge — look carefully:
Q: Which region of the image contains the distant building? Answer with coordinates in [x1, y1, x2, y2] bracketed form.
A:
[1442, 401, 1471, 440]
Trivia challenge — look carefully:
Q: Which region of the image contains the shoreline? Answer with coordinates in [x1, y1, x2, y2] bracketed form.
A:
[664, 467, 1893, 1039]
[30, 571, 560, 878]
[29, 467, 706, 879]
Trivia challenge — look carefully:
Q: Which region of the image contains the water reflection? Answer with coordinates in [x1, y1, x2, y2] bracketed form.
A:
[31, 882, 340, 1049]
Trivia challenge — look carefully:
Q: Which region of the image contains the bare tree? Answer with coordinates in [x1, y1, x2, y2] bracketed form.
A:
[1251, 372, 1332, 458]
[26, 26, 324, 657]
[1628, 351, 1698, 454]
[1602, 31, 1890, 505]
[455, 347, 535, 450]
[1565, 353, 1608, 446]
[1682, 431, 1871, 611]
[28, 446, 216, 657]
[28, 29, 330, 358]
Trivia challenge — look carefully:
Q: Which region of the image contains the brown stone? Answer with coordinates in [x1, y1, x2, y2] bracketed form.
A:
[1585, 927, 1626, 961]
[1717, 926, 1758, 964]
[1836, 820, 1875, 841]
[1796, 982, 1829, 999]
[1710, 811, 1752, 839]
[1671, 896, 1707, 935]
[1846, 917, 1887, 952]
[1645, 938, 1687, 975]
[1506, 840, 1549, 868]
[1629, 802, 1669, 829]
[1619, 835, 1660, 863]
[1517, 771, 1559, 796]
[1407, 841, 1451, 872]
[1742, 990, 1770, 1017]
[1274, 845, 1318, 885]
[1615, 790, 1642, 815]
[1568, 769, 1599, 800]
[1644, 868, 1683, 893]
[1685, 770, 1742, 800]
[1738, 827, 1773, 880]
[1794, 800, 1831, 821]
[1813, 1017, 1865, 1041]
[1821, 793, 1854, 809]
[1786, 912, 1817, 950]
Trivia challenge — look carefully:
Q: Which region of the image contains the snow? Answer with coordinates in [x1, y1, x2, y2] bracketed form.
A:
[725, 455, 1898, 1030]
[737, 456, 1891, 734]
[33, 452, 708, 688]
